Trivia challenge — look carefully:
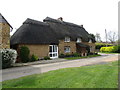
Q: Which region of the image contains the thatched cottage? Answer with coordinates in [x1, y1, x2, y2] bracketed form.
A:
[11, 17, 95, 59]
[0, 13, 13, 49]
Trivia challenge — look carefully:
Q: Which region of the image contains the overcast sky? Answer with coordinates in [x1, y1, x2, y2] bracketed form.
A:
[0, 0, 119, 41]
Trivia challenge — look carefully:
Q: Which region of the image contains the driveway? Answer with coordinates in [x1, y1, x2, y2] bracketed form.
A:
[1, 54, 118, 82]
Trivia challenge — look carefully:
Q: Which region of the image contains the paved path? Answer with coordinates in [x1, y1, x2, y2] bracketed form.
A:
[1, 54, 118, 82]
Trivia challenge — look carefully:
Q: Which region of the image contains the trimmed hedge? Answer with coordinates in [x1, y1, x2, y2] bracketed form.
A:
[95, 43, 113, 49]
[100, 45, 120, 53]
[19, 46, 30, 63]
[1, 49, 17, 69]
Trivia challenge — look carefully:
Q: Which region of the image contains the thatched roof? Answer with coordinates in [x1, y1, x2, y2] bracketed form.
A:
[10, 17, 95, 45]
[0, 13, 13, 29]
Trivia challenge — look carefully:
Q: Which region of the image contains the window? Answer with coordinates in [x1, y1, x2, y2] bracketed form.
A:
[89, 39, 92, 43]
[65, 37, 70, 42]
[64, 46, 70, 53]
[77, 38, 82, 43]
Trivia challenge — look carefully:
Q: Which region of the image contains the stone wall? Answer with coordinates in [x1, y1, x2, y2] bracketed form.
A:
[0, 23, 10, 49]
[82, 42, 96, 53]
[19, 44, 49, 58]
[58, 40, 76, 54]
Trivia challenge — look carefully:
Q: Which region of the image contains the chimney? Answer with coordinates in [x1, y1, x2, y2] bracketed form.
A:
[80, 25, 83, 27]
[58, 17, 63, 21]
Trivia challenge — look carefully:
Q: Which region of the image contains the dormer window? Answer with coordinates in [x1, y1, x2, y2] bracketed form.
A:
[89, 39, 92, 43]
[65, 37, 70, 42]
[77, 38, 82, 43]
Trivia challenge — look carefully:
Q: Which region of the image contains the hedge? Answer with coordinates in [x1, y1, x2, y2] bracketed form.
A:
[19, 46, 30, 63]
[100, 45, 120, 53]
[95, 43, 113, 49]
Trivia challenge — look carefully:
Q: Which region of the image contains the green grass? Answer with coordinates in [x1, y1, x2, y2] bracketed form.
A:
[65, 54, 101, 60]
[99, 52, 119, 54]
[1, 61, 118, 88]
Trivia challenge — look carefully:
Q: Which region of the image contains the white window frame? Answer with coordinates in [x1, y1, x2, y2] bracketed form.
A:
[65, 37, 70, 42]
[77, 38, 82, 43]
[49, 45, 58, 59]
[64, 46, 70, 53]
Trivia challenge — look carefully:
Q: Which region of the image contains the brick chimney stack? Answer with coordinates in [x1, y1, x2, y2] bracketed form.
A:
[80, 25, 83, 27]
[58, 17, 63, 21]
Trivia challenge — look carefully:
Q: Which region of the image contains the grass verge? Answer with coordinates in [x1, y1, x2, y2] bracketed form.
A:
[99, 52, 119, 54]
[65, 54, 101, 60]
[1, 61, 118, 88]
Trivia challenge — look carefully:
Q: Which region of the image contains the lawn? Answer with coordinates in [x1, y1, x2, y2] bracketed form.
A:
[99, 52, 119, 54]
[65, 54, 101, 60]
[2, 61, 118, 88]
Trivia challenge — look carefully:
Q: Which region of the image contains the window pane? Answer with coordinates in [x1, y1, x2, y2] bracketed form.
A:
[50, 54, 52, 57]
[49, 46, 52, 52]
[64, 46, 70, 53]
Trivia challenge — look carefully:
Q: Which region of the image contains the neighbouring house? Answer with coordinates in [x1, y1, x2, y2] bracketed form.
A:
[0, 13, 13, 49]
[10, 17, 96, 59]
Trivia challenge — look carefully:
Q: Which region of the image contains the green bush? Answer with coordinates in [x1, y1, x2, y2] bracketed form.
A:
[44, 56, 50, 60]
[1, 49, 17, 69]
[95, 43, 113, 49]
[65, 53, 72, 57]
[73, 53, 80, 57]
[30, 54, 38, 62]
[59, 53, 65, 58]
[19, 46, 30, 63]
[100, 45, 120, 53]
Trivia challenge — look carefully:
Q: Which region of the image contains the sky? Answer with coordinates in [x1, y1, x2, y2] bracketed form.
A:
[0, 0, 119, 41]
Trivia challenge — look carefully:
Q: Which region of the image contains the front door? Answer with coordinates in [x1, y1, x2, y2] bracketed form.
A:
[49, 45, 58, 59]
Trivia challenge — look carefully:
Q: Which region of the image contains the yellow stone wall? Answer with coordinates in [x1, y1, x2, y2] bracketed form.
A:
[19, 44, 49, 58]
[58, 40, 76, 54]
[0, 23, 10, 49]
[82, 42, 96, 53]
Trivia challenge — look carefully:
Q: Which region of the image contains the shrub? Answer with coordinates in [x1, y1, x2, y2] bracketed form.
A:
[19, 46, 30, 63]
[73, 53, 80, 57]
[59, 53, 65, 58]
[0, 49, 17, 69]
[100, 45, 120, 53]
[30, 54, 38, 62]
[44, 56, 50, 60]
[95, 43, 113, 49]
[65, 53, 72, 57]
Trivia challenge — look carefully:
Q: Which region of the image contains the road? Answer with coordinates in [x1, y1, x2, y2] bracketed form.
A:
[1, 54, 118, 81]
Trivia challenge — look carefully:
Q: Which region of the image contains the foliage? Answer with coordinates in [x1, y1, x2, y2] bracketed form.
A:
[30, 54, 38, 62]
[0, 49, 17, 69]
[65, 53, 72, 57]
[100, 45, 120, 53]
[95, 43, 113, 49]
[59, 53, 65, 58]
[2, 61, 118, 88]
[19, 46, 30, 63]
[73, 53, 80, 57]
[44, 56, 50, 60]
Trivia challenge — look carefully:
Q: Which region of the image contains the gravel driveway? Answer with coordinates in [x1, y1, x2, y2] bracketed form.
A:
[1, 53, 118, 82]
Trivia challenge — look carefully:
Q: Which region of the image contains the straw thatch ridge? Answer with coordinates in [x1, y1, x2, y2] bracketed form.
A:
[10, 17, 95, 45]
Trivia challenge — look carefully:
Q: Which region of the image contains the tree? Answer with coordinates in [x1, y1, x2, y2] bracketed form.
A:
[89, 33, 95, 38]
[95, 33, 102, 42]
[107, 31, 118, 43]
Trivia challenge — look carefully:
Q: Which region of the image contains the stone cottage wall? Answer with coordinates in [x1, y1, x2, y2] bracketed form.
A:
[58, 40, 76, 54]
[82, 42, 96, 53]
[0, 23, 10, 49]
[19, 44, 49, 58]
